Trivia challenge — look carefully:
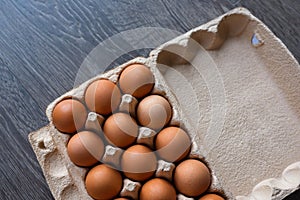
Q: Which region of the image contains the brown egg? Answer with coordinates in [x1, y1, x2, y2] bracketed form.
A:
[67, 131, 104, 167]
[121, 145, 157, 181]
[199, 194, 225, 200]
[85, 79, 121, 115]
[119, 64, 154, 98]
[140, 178, 176, 200]
[137, 95, 172, 130]
[174, 159, 211, 197]
[103, 113, 138, 148]
[52, 99, 87, 134]
[155, 127, 191, 162]
[85, 164, 122, 200]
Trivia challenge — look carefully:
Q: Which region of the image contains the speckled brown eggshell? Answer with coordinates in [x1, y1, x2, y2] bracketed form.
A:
[137, 95, 172, 130]
[85, 79, 121, 115]
[140, 178, 177, 200]
[174, 159, 211, 197]
[67, 131, 105, 167]
[119, 64, 154, 99]
[199, 194, 225, 200]
[121, 145, 157, 182]
[85, 164, 123, 200]
[155, 126, 191, 162]
[103, 112, 138, 148]
[52, 99, 87, 134]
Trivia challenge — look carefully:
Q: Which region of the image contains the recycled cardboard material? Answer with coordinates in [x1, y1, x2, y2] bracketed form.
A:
[29, 7, 300, 200]
[150, 7, 300, 200]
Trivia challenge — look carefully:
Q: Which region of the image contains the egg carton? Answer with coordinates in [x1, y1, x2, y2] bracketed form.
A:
[29, 7, 300, 200]
[29, 55, 226, 200]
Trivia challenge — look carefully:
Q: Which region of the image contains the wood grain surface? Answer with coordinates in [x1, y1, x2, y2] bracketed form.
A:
[0, 0, 299, 199]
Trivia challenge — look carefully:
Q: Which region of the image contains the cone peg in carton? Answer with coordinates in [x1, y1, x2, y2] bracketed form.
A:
[119, 94, 138, 118]
[137, 127, 156, 148]
[120, 179, 141, 199]
[155, 160, 175, 181]
[85, 112, 104, 133]
[102, 145, 122, 167]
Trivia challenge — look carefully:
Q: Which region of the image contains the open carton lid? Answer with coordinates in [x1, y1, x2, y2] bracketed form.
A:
[150, 7, 300, 200]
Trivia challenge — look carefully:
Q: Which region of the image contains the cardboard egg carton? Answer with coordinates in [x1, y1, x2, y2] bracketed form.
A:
[29, 7, 300, 200]
[29, 55, 225, 200]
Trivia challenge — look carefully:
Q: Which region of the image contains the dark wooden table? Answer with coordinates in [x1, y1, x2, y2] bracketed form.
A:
[0, 0, 299, 199]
